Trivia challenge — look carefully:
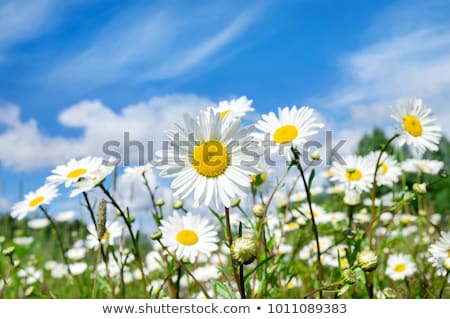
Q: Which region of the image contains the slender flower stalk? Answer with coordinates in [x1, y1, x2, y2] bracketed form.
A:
[224, 207, 244, 299]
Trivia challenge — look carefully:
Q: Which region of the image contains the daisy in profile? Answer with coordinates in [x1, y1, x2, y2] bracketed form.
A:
[159, 211, 218, 263]
[255, 106, 324, 160]
[391, 98, 441, 155]
[428, 231, 450, 277]
[86, 220, 123, 250]
[158, 109, 259, 208]
[211, 96, 254, 119]
[331, 155, 374, 193]
[366, 151, 401, 187]
[123, 163, 153, 179]
[47, 157, 104, 187]
[386, 254, 417, 280]
[11, 184, 59, 220]
[69, 159, 116, 197]
[401, 159, 444, 175]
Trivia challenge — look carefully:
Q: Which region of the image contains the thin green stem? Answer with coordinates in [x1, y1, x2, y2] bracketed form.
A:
[239, 264, 246, 299]
[303, 281, 341, 299]
[439, 271, 449, 298]
[224, 207, 243, 298]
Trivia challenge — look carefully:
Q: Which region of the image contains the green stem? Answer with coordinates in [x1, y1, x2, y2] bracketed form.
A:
[239, 264, 246, 299]
[439, 271, 449, 298]
[224, 207, 243, 299]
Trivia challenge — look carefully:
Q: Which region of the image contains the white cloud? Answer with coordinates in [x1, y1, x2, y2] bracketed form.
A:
[0, 94, 213, 171]
[47, 2, 263, 87]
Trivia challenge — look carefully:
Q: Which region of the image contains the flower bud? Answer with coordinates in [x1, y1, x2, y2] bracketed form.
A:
[310, 151, 320, 161]
[2, 246, 15, 257]
[151, 230, 162, 241]
[155, 199, 165, 207]
[172, 199, 184, 210]
[24, 286, 34, 297]
[383, 287, 397, 299]
[127, 214, 135, 223]
[357, 250, 378, 272]
[231, 237, 257, 265]
[252, 204, 265, 218]
[231, 198, 241, 208]
[341, 269, 356, 285]
[0, 236, 5, 244]
[413, 183, 427, 195]
[343, 189, 361, 206]
[439, 169, 448, 179]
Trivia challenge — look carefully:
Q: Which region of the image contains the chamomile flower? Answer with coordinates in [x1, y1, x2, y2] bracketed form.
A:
[428, 231, 450, 276]
[401, 159, 444, 175]
[69, 262, 88, 276]
[86, 221, 123, 250]
[391, 98, 441, 155]
[386, 254, 417, 280]
[27, 218, 50, 229]
[211, 96, 254, 119]
[123, 163, 153, 179]
[366, 151, 401, 187]
[159, 211, 218, 263]
[55, 210, 75, 222]
[331, 155, 374, 193]
[66, 247, 86, 261]
[249, 159, 274, 194]
[69, 160, 116, 197]
[13, 236, 34, 246]
[51, 264, 68, 279]
[11, 184, 59, 220]
[158, 109, 259, 208]
[295, 203, 328, 224]
[47, 157, 103, 187]
[255, 106, 324, 160]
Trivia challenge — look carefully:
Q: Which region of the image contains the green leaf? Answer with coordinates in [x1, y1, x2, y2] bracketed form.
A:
[337, 284, 350, 296]
[212, 280, 237, 299]
[95, 272, 112, 294]
[244, 256, 275, 281]
[308, 168, 316, 190]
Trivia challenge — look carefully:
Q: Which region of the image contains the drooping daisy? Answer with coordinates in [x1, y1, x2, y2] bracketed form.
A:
[158, 109, 259, 208]
[386, 254, 417, 280]
[211, 96, 254, 119]
[86, 220, 123, 250]
[428, 231, 450, 277]
[391, 98, 441, 155]
[401, 159, 444, 175]
[331, 155, 374, 193]
[46, 157, 104, 187]
[11, 184, 59, 220]
[159, 211, 218, 263]
[366, 151, 402, 187]
[255, 106, 324, 160]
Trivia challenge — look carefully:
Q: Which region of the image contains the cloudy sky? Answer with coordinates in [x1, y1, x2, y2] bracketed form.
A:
[1, 0, 449, 214]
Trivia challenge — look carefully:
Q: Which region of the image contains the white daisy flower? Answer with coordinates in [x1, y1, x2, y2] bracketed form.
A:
[299, 237, 333, 260]
[327, 211, 346, 224]
[250, 159, 275, 194]
[145, 251, 165, 272]
[295, 203, 329, 224]
[158, 109, 259, 208]
[428, 231, 450, 276]
[66, 247, 86, 260]
[211, 96, 254, 119]
[54, 210, 75, 222]
[159, 211, 218, 263]
[11, 184, 59, 220]
[27, 218, 50, 229]
[366, 151, 402, 187]
[401, 159, 444, 175]
[331, 155, 374, 193]
[123, 163, 153, 179]
[69, 262, 88, 276]
[69, 160, 116, 197]
[255, 106, 324, 160]
[192, 265, 221, 282]
[46, 157, 104, 187]
[18, 266, 42, 285]
[386, 254, 417, 280]
[51, 263, 68, 279]
[391, 98, 441, 155]
[13, 236, 34, 246]
[44, 260, 58, 270]
[86, 220, 123, 250]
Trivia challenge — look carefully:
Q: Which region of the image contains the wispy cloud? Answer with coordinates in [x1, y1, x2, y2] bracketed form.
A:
[47, 2, 264, 87]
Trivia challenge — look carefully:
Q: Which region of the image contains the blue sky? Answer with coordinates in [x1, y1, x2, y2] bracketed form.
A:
[1, 0, 450, 213]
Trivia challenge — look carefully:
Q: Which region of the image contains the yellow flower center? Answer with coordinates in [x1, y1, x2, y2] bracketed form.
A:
[346, 168, 362, 181]
[286, 222, 297, 229]
[447, 249, 450, 258]
[273, 125, 298, 144]
[250, 173, 266, 184]
[380, 162, 388, 175]
[192, 140, 229, 177]
[403, 115, 423, 137]
[308, 211, 319, 218]
[340, 257, 349, 268]
[326, 170, 334, 177]
[176, 229, 199, 246]
[286, 282, 294, 289]
[29, 196, 45, 207]
[101, 231, 110, 242]
[220, 110, 230, 119]
[401, 216, 412, 224]
[66, 168, 87, 179]
[394, 263, 406, 273]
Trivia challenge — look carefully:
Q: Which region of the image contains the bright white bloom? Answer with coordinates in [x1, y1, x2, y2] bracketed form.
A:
[343, 189, 361, 206]
[282, 276, 302, 289]
[192, 265, 221, 282]
[299, 237, 333, 260]
[211, 96, 254, 119]
[366, 151, 402, 187]
[69, 262, 88, 275]
[55, 210, 75, 222]
[159, 211, 219, 263]
[86, 221, 123, 249]
[401, 159, 444, 175]
[47, 157, 104, 187]
[13, 236, 34, 246]
[386, 254, 417, 280]
[44, 260, 57, 270]
[428, 231, 450, 276]
[27, 218, 50, 229]
[395, 214, 417, 225]
[295, 203, 329, 224]
[391, 98, 441, 155]
[123, 163, 153, 179]
[145, 251, 165, 272]
[159, 109, 259, 208]
[18, 266, 42, 285]
[51, 264, 68, 279]
[331, 155, 374, 193]
[255, 106, 324, 160]
[66, 247, 86, 260]
[11, 184, 59, 220]
[70, 160, 116, 197]
[327, 211, 346, 224]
